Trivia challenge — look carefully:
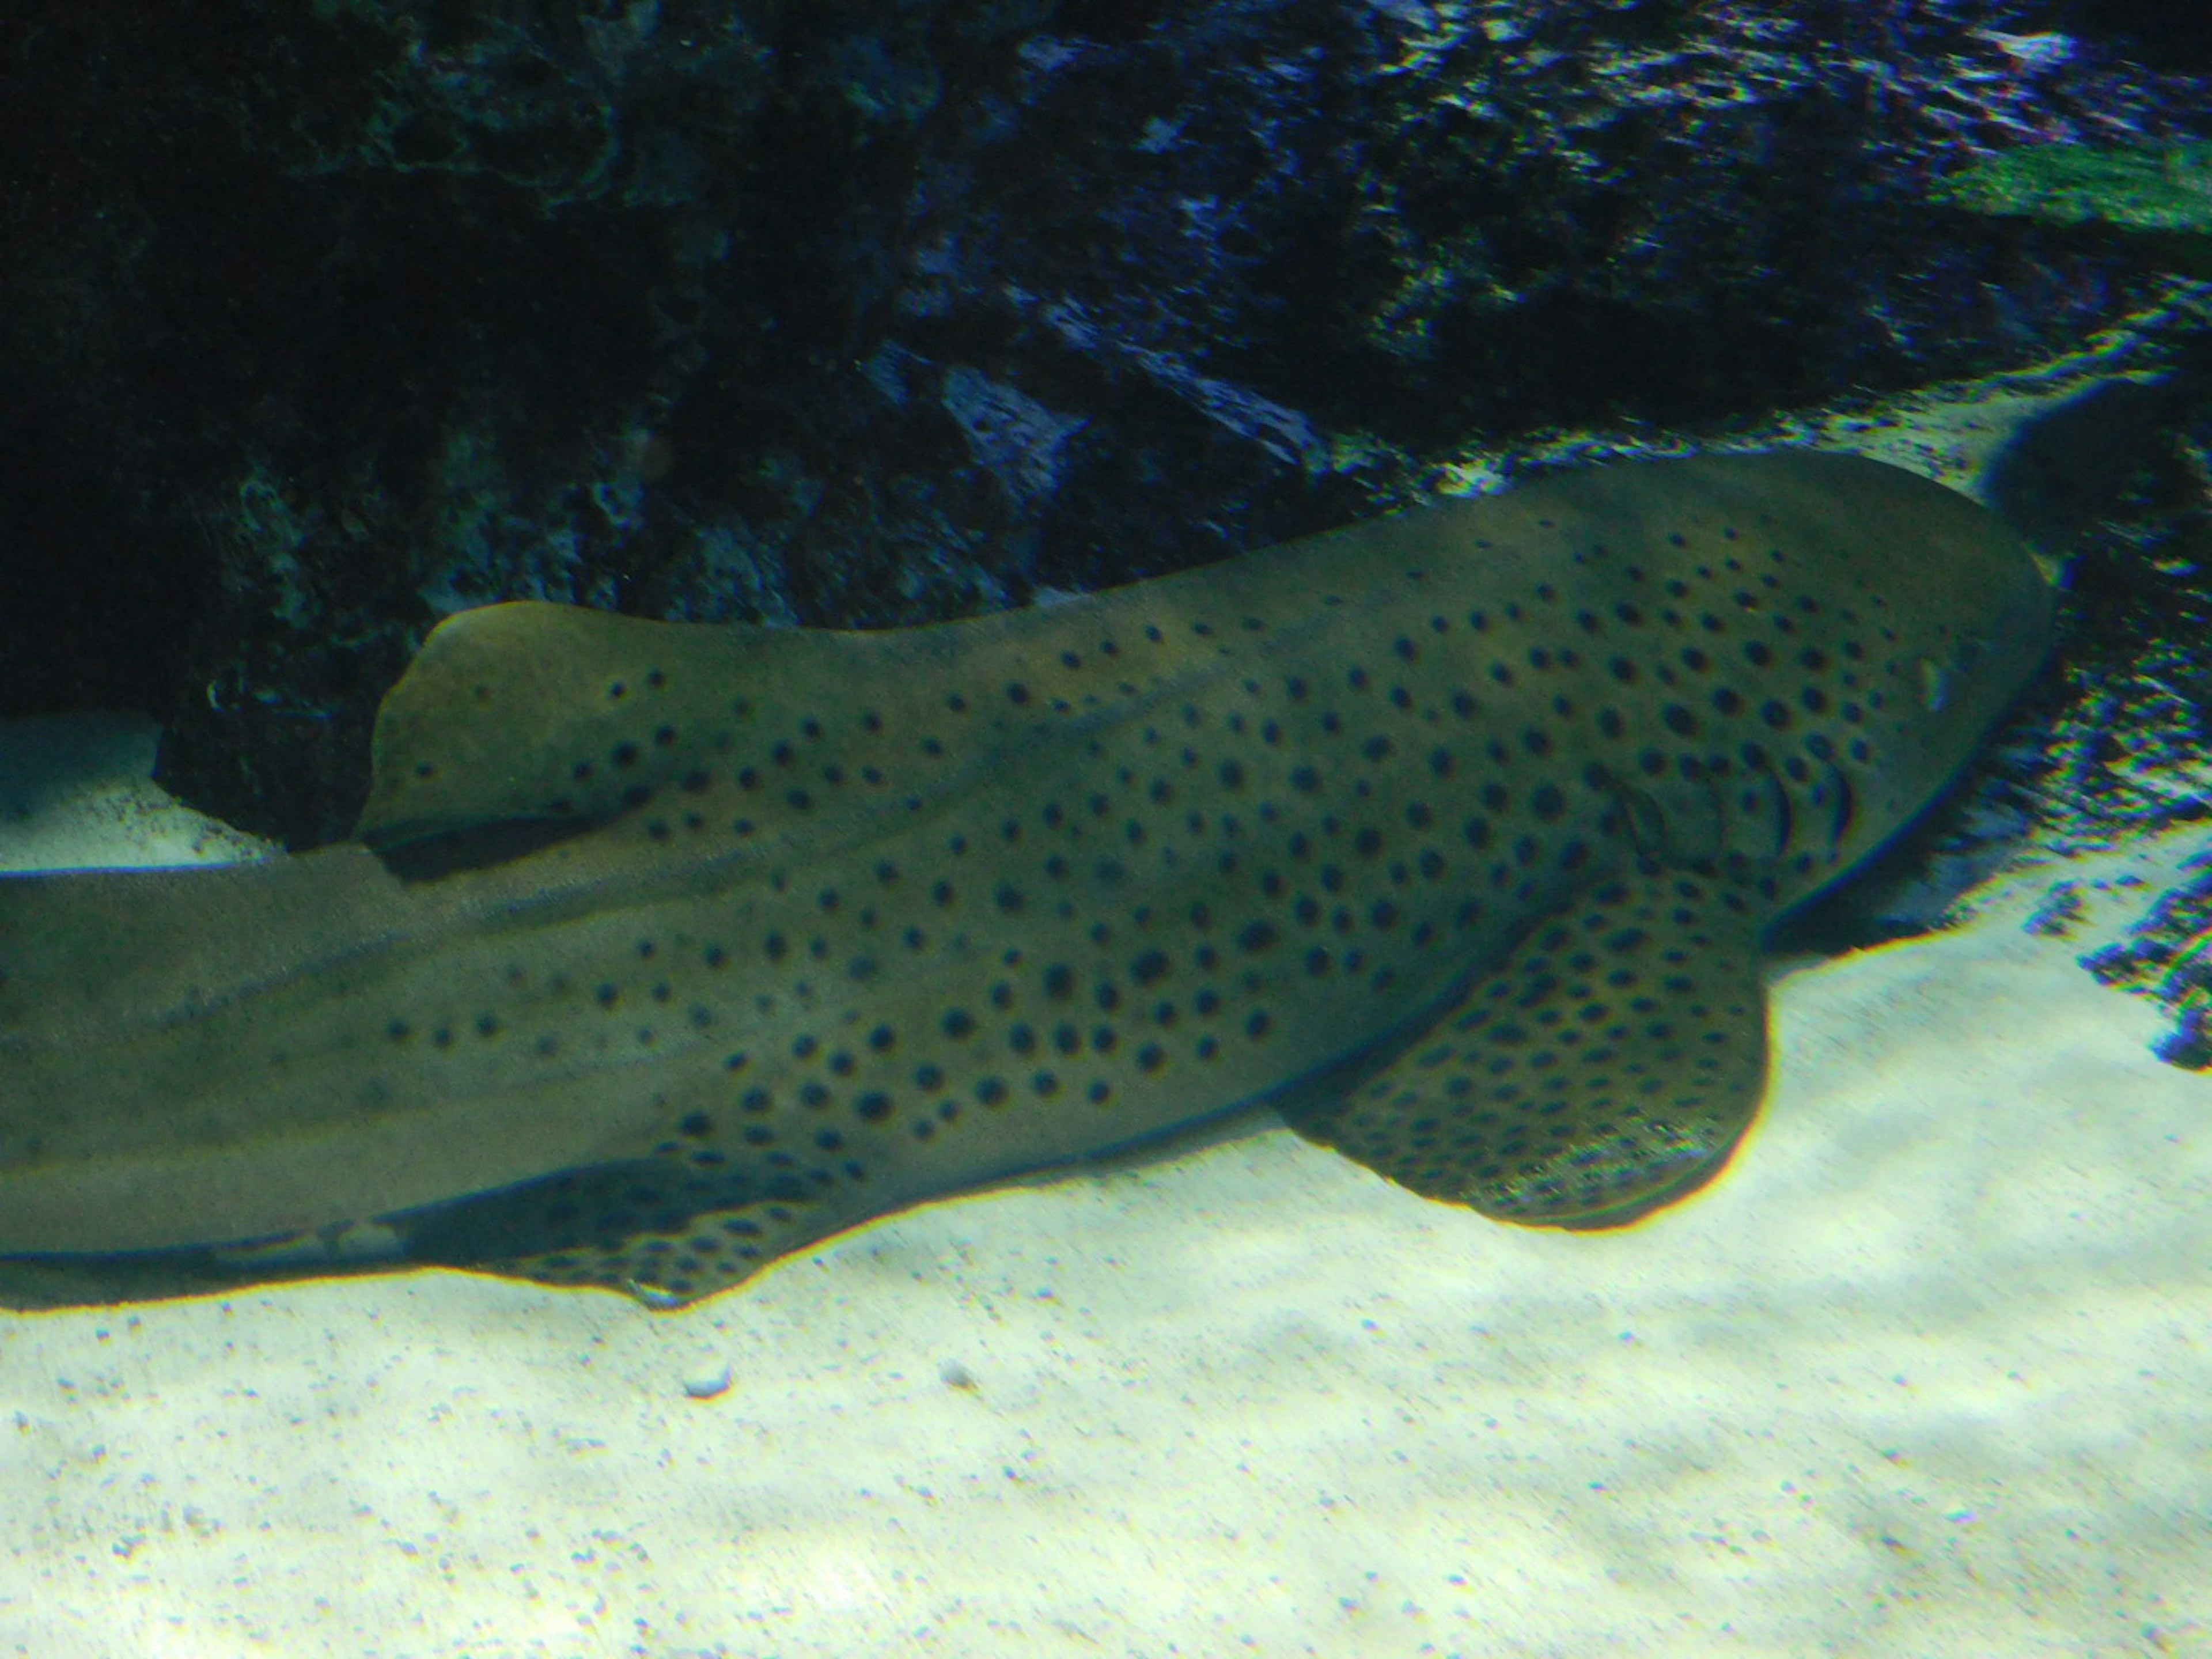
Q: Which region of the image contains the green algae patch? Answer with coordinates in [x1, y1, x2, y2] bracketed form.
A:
[1935, 141, 2212, 271]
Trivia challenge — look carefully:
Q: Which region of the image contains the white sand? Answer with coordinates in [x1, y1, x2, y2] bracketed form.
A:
[2, 719, 2209, 1659]
[0, 714, 271, 874]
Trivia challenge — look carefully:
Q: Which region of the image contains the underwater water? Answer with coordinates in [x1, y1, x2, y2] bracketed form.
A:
[3, 565, 2211, 1658]
[6, 876, 2212, 1659]
[5, 3, 2212, 1656]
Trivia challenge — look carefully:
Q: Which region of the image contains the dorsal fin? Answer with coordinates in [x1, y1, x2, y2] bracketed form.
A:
[349, 536, 1419, 877]
[357, 601, 837, 849]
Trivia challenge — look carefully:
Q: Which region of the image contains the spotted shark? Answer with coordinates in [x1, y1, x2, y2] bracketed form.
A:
[0, 452, 2053, 1308]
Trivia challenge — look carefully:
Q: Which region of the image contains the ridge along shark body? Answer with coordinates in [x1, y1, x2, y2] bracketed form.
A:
[0, 452, 2054, 1309]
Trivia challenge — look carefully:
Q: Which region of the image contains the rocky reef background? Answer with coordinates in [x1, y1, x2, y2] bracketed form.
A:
[1, 0, 2209, 880]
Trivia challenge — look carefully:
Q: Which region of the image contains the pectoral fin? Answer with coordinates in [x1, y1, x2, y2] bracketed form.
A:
[1289, 866, 1768, 1229]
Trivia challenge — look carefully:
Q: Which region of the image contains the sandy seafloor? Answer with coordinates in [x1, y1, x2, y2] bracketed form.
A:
[1, 709, 2209, 1659]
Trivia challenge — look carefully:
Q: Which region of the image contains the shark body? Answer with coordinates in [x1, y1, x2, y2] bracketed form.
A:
[0, 452, 2053, 1306]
